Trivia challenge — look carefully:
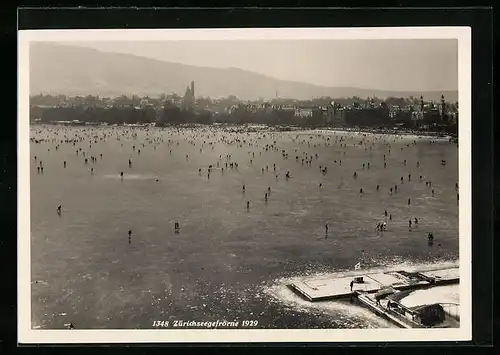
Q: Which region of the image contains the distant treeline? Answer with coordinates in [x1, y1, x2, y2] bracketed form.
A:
[31, 105, 457, 134]
[158, 106, 317, 126]
[158, 106, 213, 126]
[32, 105, 319, 127]
[34, 106, 157, 125]
[30, 93, 458, 109]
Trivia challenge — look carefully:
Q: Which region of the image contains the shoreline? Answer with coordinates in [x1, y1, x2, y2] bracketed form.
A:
[30, 122, 457, 139]
[313, 126, 456, 139]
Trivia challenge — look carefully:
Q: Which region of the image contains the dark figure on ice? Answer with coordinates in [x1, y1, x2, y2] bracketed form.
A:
[174, 222, 180, 234]
[57, 205, 62, 215]
[384, 162, 387, 168]
[408, 198, 411, 205]
[242, 185, 246, 193]
[350, 280, 354, 291]
[265, 193, 268, 202]
[37, 167, 40, 174]
[384, 210, 388, 217]
[409, 220, 412, 229]
[432, 189, 435, 196]
[129, 159, 132, 168]
[376, 184, 379, 191]
[63, 161, 66, 168]
[128, 229, 132, 243]
[246, 201, 250, 210]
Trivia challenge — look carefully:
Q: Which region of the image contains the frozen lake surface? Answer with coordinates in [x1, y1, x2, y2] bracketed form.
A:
[29, 125, 459, 329]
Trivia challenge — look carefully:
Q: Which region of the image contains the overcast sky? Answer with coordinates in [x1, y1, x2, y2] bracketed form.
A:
[63, 39, 458, 92]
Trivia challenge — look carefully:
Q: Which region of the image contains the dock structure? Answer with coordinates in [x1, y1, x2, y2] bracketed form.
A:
[418, 267, 459, 285]
[288, 266, 460, 329]
[356, 291, 460, 329]
[289, 266, 459, 302]
[356, 292, 424, 329]
[289, 274, 380, 301]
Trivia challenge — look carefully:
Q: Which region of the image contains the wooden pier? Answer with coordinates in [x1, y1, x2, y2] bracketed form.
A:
[288, 266, 460, 328]
[289, 266, 459, 302]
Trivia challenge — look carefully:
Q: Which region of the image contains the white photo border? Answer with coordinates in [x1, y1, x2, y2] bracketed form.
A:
[17, 26, 472, 344]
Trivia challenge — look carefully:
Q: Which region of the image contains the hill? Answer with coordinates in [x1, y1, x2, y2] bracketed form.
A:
[29, 43, 458, 101]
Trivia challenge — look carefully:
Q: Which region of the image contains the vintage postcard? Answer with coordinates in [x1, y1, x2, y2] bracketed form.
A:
[18, 27, 471, 343]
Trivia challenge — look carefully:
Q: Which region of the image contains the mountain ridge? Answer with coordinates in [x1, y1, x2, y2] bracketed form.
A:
[29, 43, 458, 101]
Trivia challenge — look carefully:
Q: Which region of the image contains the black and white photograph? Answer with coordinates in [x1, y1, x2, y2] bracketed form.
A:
[18, 27, 472, 343]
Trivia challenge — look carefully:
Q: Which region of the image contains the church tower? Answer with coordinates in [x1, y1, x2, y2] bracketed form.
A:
[440, 94, 447, 124]
[183, 85, 192, 111]
[440, 95, 446, 114]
